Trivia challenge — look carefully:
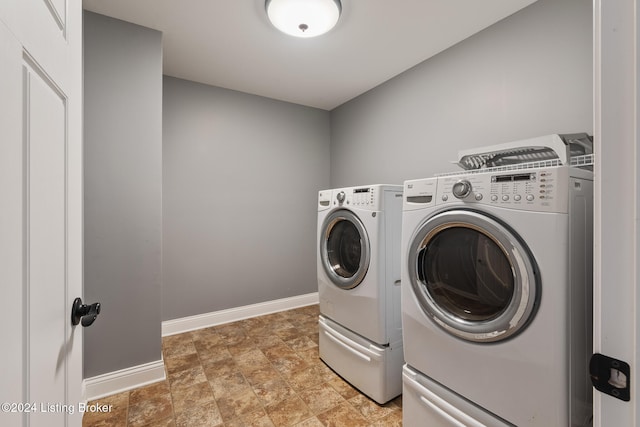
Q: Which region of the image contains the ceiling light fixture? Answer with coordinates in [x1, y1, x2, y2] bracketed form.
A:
[265, 0, 342, 38]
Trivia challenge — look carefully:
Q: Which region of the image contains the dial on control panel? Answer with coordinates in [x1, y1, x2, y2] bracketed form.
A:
[452, 180, 472, 199]
[336, 191, 346, 203]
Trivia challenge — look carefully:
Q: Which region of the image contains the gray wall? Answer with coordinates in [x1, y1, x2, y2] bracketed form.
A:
[330, 0, 593, 187]
[81, 0, 590, 376]
[162, 77, 330, 321]
[84, 12, 163, 377]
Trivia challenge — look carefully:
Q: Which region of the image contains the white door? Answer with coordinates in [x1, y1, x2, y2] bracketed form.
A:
[0, 0, 83, 426]
[593, 0, 639, 425]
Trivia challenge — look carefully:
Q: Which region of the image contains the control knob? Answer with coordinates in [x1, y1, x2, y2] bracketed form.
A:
[452, 180, 472, 199]
[336, 191, 346, 203]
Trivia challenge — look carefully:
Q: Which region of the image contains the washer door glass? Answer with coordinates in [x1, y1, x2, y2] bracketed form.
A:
[321, 209, 370, 289]
[408, 210, 538, 342]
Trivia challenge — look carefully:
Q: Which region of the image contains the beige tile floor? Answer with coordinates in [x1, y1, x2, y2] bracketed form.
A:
[82, 304, 402, 427]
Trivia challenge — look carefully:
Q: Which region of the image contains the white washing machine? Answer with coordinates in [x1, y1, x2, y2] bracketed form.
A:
[401, 161, 594, 426]
[317, 184, 403, 404]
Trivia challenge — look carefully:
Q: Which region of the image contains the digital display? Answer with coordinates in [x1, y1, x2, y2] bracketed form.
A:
[354, 188, 371, 193]
[513, 174, 533, 181]
[493, 173, 535, 183]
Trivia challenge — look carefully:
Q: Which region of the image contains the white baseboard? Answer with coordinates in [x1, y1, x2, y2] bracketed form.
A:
[82, 293, 318, 401]
[83, 359, 166, 402]
[162, 292, 319, 337]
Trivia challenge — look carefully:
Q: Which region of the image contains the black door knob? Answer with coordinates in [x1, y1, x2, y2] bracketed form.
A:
[71, 297, 101, 327]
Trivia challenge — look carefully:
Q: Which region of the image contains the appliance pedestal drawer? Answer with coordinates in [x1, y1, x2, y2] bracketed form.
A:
[319, 315, 402, 404]
[402, 365, 514, 427]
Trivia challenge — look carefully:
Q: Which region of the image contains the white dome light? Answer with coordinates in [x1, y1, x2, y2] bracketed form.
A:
[266, 0, 342, 38]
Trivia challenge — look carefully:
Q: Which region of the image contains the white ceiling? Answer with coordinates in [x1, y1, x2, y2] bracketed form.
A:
[82, 0, 538, 110]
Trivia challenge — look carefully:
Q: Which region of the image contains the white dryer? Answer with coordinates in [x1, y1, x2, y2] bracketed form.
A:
[401, 162, 593, 426]
[317, 184, 403, 404]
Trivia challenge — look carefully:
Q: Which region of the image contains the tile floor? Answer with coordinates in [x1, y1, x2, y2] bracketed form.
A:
[82, 304, 402, 427]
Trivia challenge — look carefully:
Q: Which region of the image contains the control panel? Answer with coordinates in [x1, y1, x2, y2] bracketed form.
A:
[319, 188, 375, 208]
[436, 166, 570, 213]
[351, 187, 375, 206]
[333, 186, 377, 209]
[322, 185, 403, 212]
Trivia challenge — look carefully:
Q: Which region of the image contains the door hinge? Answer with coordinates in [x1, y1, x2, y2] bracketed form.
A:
[589, 353, 630, 401]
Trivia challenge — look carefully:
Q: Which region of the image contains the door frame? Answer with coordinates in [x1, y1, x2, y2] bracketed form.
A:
[593, 0, 639, 425]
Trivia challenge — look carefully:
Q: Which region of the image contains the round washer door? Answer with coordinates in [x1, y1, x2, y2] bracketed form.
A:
[407, 209, 539, 343]
[320, 209, 370, 290]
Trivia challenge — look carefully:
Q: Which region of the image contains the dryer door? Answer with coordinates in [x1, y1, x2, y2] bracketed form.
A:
[407, 209, 539, 343]
[320, 209, 370, 289]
